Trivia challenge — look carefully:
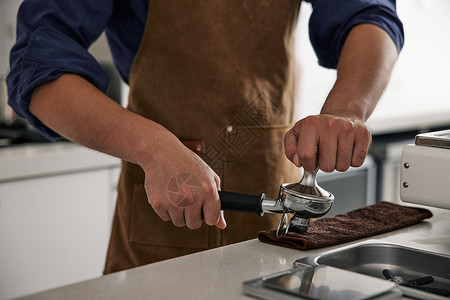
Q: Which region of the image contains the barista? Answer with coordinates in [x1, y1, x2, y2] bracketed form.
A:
[7, 0, 403, 273]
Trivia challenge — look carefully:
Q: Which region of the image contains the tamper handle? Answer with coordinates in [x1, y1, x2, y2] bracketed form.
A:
[299, 168, 319, 187]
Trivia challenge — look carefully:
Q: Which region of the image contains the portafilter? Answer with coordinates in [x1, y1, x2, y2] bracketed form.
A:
[219, 169, 334, 236]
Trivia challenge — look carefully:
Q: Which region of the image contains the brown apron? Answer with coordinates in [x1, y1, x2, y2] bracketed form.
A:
[104, 0, 301, 274]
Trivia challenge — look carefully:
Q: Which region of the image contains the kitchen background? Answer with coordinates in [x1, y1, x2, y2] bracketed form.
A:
[0, 0, 449, 299]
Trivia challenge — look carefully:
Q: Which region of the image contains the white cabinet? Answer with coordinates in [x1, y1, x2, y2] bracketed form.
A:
[0, 143, 120, 299]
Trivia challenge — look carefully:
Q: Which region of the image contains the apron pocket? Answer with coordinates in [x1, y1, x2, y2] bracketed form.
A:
[129, 183, 210, 248]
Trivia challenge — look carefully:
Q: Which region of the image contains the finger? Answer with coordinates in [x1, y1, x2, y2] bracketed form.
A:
[215, 210, 227, 229]
[200, 181, 221, 226]
[295, 120, 319, 171]
[317, 132, 337, 173]
[213, 174, 227, 229]
[167, 207, 186, 227]
[154, 208, 171, 222]
[351, 128, 372, 167]
[214, 173, 221, 190]
[335, 131, 355, 172]
[284, 128, 299, 165]
[148, 194, 172, 222]
[184, 204, 203, 229]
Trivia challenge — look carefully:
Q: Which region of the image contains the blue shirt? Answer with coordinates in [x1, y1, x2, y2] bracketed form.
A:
[7, 0, 404, 141]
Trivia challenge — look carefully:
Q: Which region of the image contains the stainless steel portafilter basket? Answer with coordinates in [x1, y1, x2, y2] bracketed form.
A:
[219, 169, 334, 236]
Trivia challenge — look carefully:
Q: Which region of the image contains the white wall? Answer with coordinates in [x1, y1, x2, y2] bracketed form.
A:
[0, 0, 21, 74]
[294, 0, 450, 134]
[0, 1, 112, 74]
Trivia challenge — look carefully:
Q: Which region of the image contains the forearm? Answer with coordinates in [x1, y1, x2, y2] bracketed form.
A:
[285, 24, 399, 172]
[30, 74, 176, 167]
[30, 74, 225, 229]
[320, 24, 399, 122]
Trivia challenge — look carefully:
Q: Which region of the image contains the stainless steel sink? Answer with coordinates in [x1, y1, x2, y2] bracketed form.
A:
[296, 240, 450, 299]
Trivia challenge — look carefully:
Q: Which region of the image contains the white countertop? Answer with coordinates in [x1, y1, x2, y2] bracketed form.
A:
[17, 206, 450, 300]
[0, 142, 120, 182]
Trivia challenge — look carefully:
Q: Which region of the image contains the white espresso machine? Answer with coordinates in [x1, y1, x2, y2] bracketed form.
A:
[400, 129, 450, 209]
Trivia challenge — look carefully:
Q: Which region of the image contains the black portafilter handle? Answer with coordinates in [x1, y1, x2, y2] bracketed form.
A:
[218, 191, 265, 216]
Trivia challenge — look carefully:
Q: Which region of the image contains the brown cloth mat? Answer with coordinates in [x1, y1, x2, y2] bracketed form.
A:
[257, 201, 433, 250]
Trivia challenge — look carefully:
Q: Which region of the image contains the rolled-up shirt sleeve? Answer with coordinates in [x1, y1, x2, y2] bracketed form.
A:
[305, 0, 404, 69]
[6, 0, 113, 140]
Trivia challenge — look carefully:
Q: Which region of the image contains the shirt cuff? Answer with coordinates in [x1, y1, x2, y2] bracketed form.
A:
[7, 26, 109, 141]
[308, 1, 404, 69]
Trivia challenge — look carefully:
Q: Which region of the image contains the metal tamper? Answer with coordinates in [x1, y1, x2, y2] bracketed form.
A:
[219, 168, 334, 236]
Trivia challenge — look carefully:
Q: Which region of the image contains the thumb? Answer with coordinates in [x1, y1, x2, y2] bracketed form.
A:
[215, 211, 227, 229]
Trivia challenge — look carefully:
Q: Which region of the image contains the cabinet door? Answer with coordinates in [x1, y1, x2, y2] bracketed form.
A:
[0, 169, 114, 299]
